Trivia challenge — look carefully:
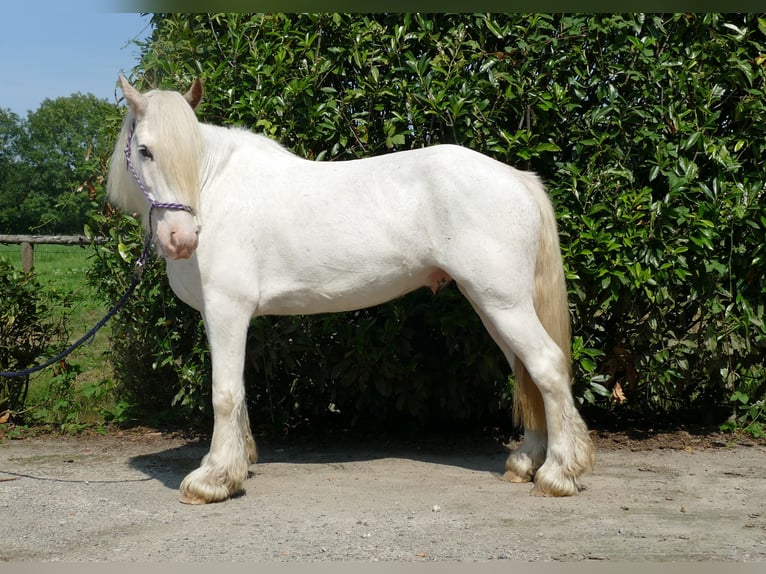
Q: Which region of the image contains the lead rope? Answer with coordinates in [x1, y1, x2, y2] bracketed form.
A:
[1, 120, 194, 380]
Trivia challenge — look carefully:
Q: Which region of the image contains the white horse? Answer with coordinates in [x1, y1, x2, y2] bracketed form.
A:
[108, 76, 595, 504]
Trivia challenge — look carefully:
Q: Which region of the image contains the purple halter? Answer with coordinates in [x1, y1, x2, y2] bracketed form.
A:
[124, 120, 195, 216]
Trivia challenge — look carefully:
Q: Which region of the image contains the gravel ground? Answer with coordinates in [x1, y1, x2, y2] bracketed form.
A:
[0, 428, 764, 562]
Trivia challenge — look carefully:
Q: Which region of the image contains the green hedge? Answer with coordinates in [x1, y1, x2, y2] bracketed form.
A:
[92, 14, 766, 433]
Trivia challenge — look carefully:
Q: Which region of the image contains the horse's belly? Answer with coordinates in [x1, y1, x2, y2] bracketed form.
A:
[257, 265, 439, 315]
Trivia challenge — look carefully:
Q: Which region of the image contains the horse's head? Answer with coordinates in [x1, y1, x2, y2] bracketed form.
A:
[108, 76, 204, 260]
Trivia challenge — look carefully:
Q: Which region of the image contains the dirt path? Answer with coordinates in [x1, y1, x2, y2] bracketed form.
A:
[0, 428, 764, 562]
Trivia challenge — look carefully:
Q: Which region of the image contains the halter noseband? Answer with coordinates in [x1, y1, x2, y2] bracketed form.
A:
[124, 120, 195, 216]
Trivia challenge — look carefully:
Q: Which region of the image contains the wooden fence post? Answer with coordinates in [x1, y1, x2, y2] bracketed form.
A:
[21, 242, 34, 273]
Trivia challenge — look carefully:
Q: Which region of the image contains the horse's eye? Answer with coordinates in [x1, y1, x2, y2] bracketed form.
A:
[138, 145, 154, 160]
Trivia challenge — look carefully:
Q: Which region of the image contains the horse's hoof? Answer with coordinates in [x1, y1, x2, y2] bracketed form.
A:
[179, 466, 240, 504]
[530, 481, 579, 497]
[178, 483, 231, 505]
[502, 469, 531, 483]
[530, 462, 581, 497]
[179, 492, 210, 505]
[504, 451, 540, 483]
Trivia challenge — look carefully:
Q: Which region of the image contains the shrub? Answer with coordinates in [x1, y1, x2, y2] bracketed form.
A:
[92, 13, 766, 433]
[0, 257, 71, 422]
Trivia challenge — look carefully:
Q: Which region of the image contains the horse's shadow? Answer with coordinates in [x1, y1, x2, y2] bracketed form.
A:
[128, 431, 514, 491]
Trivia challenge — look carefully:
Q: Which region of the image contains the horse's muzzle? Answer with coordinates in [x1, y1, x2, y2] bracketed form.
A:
[165, 230, 199, 260]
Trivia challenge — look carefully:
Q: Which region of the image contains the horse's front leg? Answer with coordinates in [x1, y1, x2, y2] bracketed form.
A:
[179, 302, 254, 504]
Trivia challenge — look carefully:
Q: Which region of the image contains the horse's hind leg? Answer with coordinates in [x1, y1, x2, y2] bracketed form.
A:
[504, 359, 547, 484]
[502, 311, 592, 495]
[465, 293, 593, 495]
[179, 299, 255, 504]
[459, 289, 547, 481]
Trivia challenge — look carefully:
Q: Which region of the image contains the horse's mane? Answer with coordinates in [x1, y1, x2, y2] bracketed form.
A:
[107, 112, 142, 215]
[107, 90, 203, 217]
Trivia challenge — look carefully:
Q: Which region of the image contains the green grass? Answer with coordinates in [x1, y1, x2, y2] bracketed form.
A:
[1, 243, 118, 428]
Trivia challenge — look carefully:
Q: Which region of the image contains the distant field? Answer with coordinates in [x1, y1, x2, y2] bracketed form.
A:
[0, 242, 94, 290]
[0, 242, 113, 388]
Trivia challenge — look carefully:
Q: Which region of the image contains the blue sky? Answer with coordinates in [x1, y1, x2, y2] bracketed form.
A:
[1, 2, 151, 117]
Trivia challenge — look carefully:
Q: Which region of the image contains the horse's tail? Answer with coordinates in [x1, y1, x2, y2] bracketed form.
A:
[512, 173, 572, 432]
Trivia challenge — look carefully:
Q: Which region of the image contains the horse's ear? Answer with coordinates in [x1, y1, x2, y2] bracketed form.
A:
[184, 78, 203, 110]
[118, 75, 147, 115]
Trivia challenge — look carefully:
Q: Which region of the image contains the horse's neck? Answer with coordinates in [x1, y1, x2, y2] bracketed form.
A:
[198, 123, 301, 192]
[198, 124, 234, 189]
[201, 123, 296, 161]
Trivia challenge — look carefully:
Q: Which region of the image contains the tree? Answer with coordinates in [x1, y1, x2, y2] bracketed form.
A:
[0, 108, 30, 233]
[0, 94, 118, 234]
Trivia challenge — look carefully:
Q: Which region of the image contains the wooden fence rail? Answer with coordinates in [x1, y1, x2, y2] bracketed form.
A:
[0, 234, 106, 273]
